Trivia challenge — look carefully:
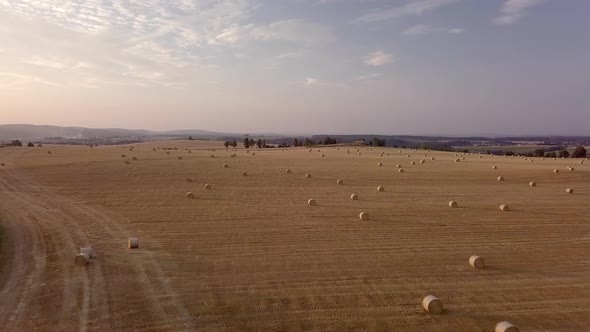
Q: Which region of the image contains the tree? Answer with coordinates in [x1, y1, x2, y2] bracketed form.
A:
[558, 149, 570, 158]
[571, 146, 587, 158]
[11, 140, 22, 146]
[373, 137, 386, 147]
[224, 141, 230, 148]
[304, 137, 313, 147]
[262, 139, 266, 148]
[323, 136, 337, 145]
[231, 140, 237, 148]
[188, 136, 193, 140]
[27, 142, 34, 147]
[533, 148, 545, 157]
[256, 139, 262, 148]
[243, 138, 250, 149]
[292, 138, 299, 147]
[545, 151, 557, 158]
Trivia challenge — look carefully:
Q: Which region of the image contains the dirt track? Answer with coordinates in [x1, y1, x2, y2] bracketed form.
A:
[1, 142, 589, 331]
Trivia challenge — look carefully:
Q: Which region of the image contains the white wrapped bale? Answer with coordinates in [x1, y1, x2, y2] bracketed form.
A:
[350, 194, 358, 200]
[359, 212, 369, 220]
[500, 204, 509, 212]
[449, 201, 457, 208]
[307, 199, 316, 206]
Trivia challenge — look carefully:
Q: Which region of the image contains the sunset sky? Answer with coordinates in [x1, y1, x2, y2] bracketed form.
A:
[1, 0, 589, 135]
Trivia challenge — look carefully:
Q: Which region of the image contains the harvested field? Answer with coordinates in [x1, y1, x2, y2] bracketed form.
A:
[0, 141, 589, 331]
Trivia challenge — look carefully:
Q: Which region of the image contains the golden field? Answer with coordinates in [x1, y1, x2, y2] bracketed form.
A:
[0, 141, 589, 331]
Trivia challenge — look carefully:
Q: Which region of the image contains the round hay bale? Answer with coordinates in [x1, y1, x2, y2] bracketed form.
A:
[186, 177, 193, 182]
[500, 204, 509, 212]
[377, 186, 384, 192]
[210, 154, 215, 158]
[495, 321, 519, 332]
[153, 148, 156, 151]
[492, 165, 497, 169]
[204, 184, 212, 190]
[422, 295, 443, 314]
[378, 162, 382, 166]
[455, 158, 460, 162]
[469, 255, 485, 269]
[568, 167, 575, 171]
[359, 212, 369, 220]
[178, 156, 183, 160]
[399, 168, 404, 173]
[580, 160, 584, 164]
[497, 176, 504, 182]
[553, 169, 559, 173]
[305, 173, 311, 178]
[121, 154, 126, 158]
[357, 152, 362, 156]
[411, 161, 415, 165]
[186, 192, 195, 199]
[321, 154, 325, 157]
[407, 154, 411, 157]
[449, 201, 457, 208]
[223, 163, 229, 168]
[529, 182, 536, 187]
[350, 194, 358, 200]
[48, 151, 52, 154]
[479, 155, 483, 158]
[307, 199, 316, 206]
[309, 149, 312, 152]
[286, 169, 292, 174]
[132, 157, 137, 161]
[242, 171, 248, 177]
[188, 150, 192, 153]
[566, 188, 574, 194]
[420, 159, 425, 164]
[166, 152, 170, 155]
[74, 253, 90, 266]
[431, 157, 435, 160]
[128, 238, 139, 249]
[0, 163, 5, 167]
[337, 179, 343, 185]
[252, 152, 256, 155]
[396, 164, 402, 168]
[124, 160, 130, 164]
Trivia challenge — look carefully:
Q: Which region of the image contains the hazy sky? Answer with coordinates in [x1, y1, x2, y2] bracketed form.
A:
[1, 0, 589, 135]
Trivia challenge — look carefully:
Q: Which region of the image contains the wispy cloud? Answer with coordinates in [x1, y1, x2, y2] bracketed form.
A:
[305, 77, 318, 86]
[364, 51, 393, 67]
[212, 19, 333, 45]
[355, 0, 462, 23]
[404, 24, 465, 36]
[494, 0, 547, 25]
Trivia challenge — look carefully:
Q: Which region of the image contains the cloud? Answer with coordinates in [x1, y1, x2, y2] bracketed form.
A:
[212, 19, 333, 45]
[355, 0, 462, 23]
[357, 72, 382, 81]
[403, 24, 437, 36]
[364, 51, 393, 67]
[494, 0, 546, 25]
[305, 77, 318, 86]
[403, 24, 464, 36]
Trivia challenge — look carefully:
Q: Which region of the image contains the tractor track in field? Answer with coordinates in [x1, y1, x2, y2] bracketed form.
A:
[0, 149, 195, 331]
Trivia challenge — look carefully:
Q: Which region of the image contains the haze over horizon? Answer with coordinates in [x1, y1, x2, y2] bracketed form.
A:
[1, 0, 589, 136]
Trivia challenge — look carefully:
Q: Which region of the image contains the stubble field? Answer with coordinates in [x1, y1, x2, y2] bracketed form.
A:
[0, 141, 589, 331]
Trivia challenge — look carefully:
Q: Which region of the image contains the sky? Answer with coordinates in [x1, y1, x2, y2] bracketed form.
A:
[0, 0, 589, 136]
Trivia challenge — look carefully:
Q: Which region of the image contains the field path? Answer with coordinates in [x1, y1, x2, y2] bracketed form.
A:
[0, 148, 195, 331]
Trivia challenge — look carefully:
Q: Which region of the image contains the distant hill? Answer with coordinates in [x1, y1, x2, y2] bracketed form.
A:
[0, 124, 229, 140]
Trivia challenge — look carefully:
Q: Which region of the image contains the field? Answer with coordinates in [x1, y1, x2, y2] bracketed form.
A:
[452, 145, 560, 153]
[1, 141, 589, 331]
